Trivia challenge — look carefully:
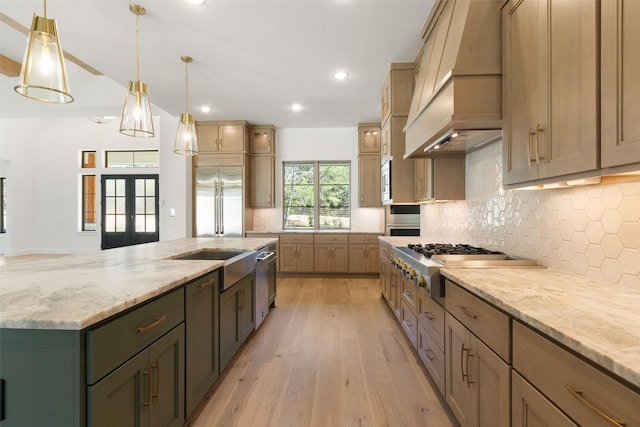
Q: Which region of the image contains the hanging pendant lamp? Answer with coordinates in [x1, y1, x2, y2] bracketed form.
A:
[120, 4, 155, 138]
[14, 0, 73, 103]
[174, 56, 198, 155]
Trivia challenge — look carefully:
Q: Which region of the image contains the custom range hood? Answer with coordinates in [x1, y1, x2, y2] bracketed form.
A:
[404, 0, 502, 158]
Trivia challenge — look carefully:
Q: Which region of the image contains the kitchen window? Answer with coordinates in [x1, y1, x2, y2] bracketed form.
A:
[1, 177, 6, 233]
[283, 161, 350, 230]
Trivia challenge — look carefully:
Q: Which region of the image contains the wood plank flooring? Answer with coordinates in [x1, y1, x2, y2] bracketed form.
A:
[189, 277, 457, 427]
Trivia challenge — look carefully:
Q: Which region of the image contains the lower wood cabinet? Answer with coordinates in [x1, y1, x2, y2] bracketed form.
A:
[512, 371, 577, 427]
[348, 234, 380, 273]
[279, 234, 314, 272]
[219, 272, 255, 371]
[185, 272, 219, 416]
[314, 234, 349, 273]
[88, 324, 185, 427]
[445, 312, 510, 427]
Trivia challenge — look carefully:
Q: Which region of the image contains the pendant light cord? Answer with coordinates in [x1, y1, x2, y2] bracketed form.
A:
[185, 60, 190, 114]
[135, 13, 141, 82]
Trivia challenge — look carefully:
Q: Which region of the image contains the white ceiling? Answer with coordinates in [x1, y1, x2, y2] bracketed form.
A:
[0, 0, 432, 128]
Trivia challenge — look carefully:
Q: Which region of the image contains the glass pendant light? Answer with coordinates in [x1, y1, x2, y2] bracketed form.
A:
[120, 4, 155, 138]
[174, 55, 198, 155]
[14, 0, 73, 103]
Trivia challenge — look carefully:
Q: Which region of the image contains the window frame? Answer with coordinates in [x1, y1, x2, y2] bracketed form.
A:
[282, 160, 351, 231]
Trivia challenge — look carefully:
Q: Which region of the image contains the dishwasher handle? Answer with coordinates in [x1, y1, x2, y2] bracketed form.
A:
[256, 251, 275, 262]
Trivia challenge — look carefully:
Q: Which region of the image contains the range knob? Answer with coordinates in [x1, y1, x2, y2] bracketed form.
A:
[414, 275, 426, 287]
[407, 268, 417, 279]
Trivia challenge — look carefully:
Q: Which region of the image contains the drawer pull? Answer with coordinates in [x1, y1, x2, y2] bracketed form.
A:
[199, 279, 214, 289]
[566, 386, 625, 427]
[424, 348, 437, 361]
[423, 311, 436, 321]
[460, 305, 479, 319]
[137, 315, 167, 334]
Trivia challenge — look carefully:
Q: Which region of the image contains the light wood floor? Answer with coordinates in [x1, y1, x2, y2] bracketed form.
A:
[189, 277, 457, 427]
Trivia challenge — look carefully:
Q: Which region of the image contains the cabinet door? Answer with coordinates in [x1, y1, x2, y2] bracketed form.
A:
[512, 372, 577, 427]
[88, 348, 148, 427]
[349, 243, 367, 273]
[380, 258, 390, 299]
[538, 0, 598, 179]
[365, 244, 380, 273]
[218, 124, 245, 152]
[469, 333, 510, 427]
[445, 313, 472, 427]
[196, 123, 219, 153]
[314, 244, 332, 272]
[296, 244, 315, 272]
[601, 0, 640, 167]
[502, 0, 542, 185]
[185, 275, 219, 416]
[332, 244, 349, 272]
[250, 156, 275, 208]
[359, 125, 381, 153]
[358, 155, 381, 207]
[219, 286, 240, 371]
[250, 127, 275, 154]
[237, 273, 255, 343]
[148, 325, 185, 427]
[279, 244, 298, 272]
[380, 120, 391, 162]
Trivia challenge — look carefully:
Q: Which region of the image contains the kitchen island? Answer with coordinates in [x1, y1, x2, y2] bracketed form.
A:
[0, 237, 277, 427]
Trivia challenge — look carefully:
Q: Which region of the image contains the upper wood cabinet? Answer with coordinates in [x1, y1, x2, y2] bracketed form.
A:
[601, 0, 640, 169]
[502, 0, 599, 187]
[196, 121, 249, 153]
[381, 63, 414, 126]
[250, 125, 276, 155]
[358, 123, 382, 207]
[358, 123, 381, 154]
[414, 156, 465, 202]
[250, 156, 274, 208]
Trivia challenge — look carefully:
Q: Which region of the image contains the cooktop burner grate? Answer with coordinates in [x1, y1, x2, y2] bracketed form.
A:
[407, 243, 504, 258]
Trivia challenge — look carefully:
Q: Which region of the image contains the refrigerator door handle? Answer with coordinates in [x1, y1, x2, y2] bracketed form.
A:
[220, 180, 225, 235]
[214, 179, 220, 235]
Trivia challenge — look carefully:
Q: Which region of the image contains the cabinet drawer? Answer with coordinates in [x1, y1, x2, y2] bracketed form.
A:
[445, 280, 510, 362]
[87, 288, 185, 384]
[279, 233, 314, 244]
[417, 291, 445, 352]
[400, 275, 418, 316]
[349, 234, 379, 244]
[418, 323, 445, 396]
[513, 321, 640, 427]
[314, 234, 349, 244]
[400, 301, 418, 350]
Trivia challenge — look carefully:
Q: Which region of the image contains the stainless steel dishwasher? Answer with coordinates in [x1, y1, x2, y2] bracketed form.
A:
[255, 243, 277, 329]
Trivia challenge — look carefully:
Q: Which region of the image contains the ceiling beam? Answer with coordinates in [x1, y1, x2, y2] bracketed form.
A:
[0, 54, 21, 77]
[0, 12, 103, 76]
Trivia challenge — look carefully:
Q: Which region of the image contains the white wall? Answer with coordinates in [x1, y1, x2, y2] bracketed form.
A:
[0, 111, 190, 256]
[251, 127, 384, 232]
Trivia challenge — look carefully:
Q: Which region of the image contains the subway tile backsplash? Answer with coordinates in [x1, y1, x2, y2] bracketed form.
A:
[421, 140, 640, 286]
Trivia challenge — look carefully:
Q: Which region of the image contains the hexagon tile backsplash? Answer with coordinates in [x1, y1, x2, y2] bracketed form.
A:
[420, 140, 640, 287]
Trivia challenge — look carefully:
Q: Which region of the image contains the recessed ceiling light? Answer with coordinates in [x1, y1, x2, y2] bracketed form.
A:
[200, 105, 211, 113]
[291, 103, 302, 112]
[184, 0, 205, 5]
[333, 71, 349, 80]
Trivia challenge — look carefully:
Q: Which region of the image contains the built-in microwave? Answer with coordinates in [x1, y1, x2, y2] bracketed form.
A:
[381, 159, 391, 203]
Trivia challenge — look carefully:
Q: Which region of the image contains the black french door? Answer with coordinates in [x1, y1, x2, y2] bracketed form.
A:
[101, 175, 159, 250]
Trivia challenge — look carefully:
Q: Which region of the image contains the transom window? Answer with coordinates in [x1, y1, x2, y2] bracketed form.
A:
[105, 150, 158, 168]
[283, 161, 350, 230]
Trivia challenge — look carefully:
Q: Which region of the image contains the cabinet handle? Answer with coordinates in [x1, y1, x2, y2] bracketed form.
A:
[151, 361, 160, 404]
[461, 345, 475, 387]
[138, 315, 167, 334]
[219, 137, 223, 148]
[566, 386, 625, 427]
[527, 128, 536, 165]
[460, 305, 478, 320]
[535, 124, 544, 163]
[422, 311, 436, 321]
[215, 137, 219, 150]
[403, 289, 412, 297]
[142, 369, 151, 408]
[199, 279, 214, 289]
[238, 290, 245, 311]
[424, 348, 437, 361]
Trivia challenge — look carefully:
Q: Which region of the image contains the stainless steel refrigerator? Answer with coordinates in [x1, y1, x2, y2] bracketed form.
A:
[194, 166, 244, 237]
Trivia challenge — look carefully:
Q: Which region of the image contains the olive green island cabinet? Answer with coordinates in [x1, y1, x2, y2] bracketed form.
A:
[0, 269, 249, 427]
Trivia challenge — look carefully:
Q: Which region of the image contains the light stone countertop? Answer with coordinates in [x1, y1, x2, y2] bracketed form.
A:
[0, 237, 277, 331]
[441, 268, 640, 391]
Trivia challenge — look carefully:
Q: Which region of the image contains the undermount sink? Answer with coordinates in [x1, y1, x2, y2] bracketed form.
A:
[170, 249, 257, 291]
[171, 250, 248, 261]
